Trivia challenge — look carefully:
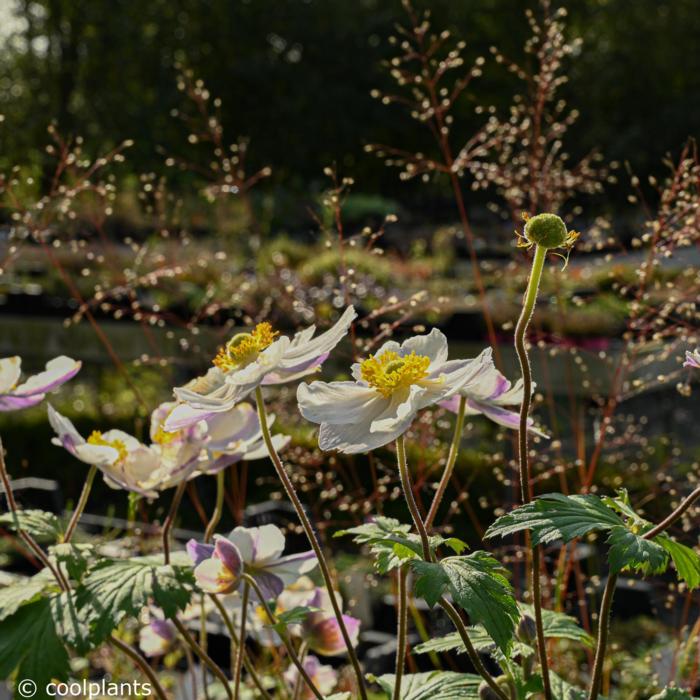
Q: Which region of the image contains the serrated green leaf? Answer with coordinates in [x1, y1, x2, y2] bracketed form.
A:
[485, 493, 624, 545]
[606, 526, 669, 575]
[78, 556, 194, 643]
[549, 671, 587, 700]
[0, 509, 63, 541]
[0, 571, 54, 622]
[412, 552, 518, 652]
[49, 590, 92, 655]
[444, 537, 469, 555]
[519, 604, 594, 648]
[656, 536, 700, 590]
[371, 671, 481, 699]
[0, 597, 70, 698]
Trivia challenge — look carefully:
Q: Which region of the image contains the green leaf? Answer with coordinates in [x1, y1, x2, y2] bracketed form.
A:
[519, 604, 594, 648]
[50, 590, 93, 655]
[411, 561, 449, 608]
[371, 671, 481, 699]
[413, 626, 530, 660]
[485, 493, 624, 545]
[78, 556, 194, 643]
[606, 526, 669, 575]
[656, 536, 700, 590]
[50, 543, 95, 582]
[0, 597, 70, 698]
[549, 671, 587, 700]
[335, 517, 454, 573]
[269, 605, 319, 633]
[649, 689, 699, 700]
[0, 509, 63, 541]
[412, 551, 518, 652]
[0, 571, 54, 622]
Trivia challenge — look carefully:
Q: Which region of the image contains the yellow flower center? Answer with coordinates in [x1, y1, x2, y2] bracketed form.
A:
[360, 350, 431, 398]
[255, 605, 275, 625]
[213, 322, 279, 371]
[87, 430, 128, 464]
[152, 425, 180, 445]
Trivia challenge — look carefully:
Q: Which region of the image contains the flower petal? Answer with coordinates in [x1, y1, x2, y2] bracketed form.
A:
[13, 356, 81, 396]
[194, 558, 239, 594]
[0, 357, 21, 394]
[214, 536, 244, 579]
[401, 328, 448, 364]
[297, 381, 380, 425]
[186, 539, 215, 566]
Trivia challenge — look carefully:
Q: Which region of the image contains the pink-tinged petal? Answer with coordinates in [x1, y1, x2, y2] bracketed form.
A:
[309, 614, 361, 656]
[0, 394, 45, 412]
[186, 539, 215, 566]
[214, 537, 244, 579]
[250, 570, 285, 600]
[684, 350, 700, 369]
[263, 550, 318, 585]
[468, 400, 548, 438]
[164, 402, 217, 431]
[439, 394, 461, 414]
[139, 620, 175, 657]
[194, 558, 239, 594]
[13, 356, 81, 396]
[263, 352, 330, 384]
[47, 404, 85, 456]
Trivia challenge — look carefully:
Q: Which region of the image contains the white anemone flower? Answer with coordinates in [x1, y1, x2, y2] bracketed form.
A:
[0, 355, 80, 411]
[48, 405, 160, 497]
[297, 328, 487, 453]
[439, 349, 547, 438]
[170, 306, 357, 427]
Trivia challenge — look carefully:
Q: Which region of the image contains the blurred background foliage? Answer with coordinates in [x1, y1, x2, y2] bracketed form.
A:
[0, 0, 699, 215]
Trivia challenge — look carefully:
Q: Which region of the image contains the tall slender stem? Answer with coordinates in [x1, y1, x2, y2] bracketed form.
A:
[255, 387, 367, 700]
[204, 470, 226, 543]
[243, 573, 325, 700]
[163, 481, 186, 565]
[426, 396, 466, 529]
[0, 437, 69, 590]
[587, 487, 700, 699]
[586, 572, 618, 700]
[233, 581, 249, 700]
[396, 435, 431, 561]
[64, 464, 97, 542]
[208, 594, 273, 700]
[292, 641, 310, 700]
[396, 434, 508, 700]
[109, 635, 169, 700]
[514, 243, 551, 700]
[172, 617, 233, 700]
[393, 566, 409, 700]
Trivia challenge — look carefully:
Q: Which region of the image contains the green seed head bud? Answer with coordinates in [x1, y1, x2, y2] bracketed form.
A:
[516, 613, 537, 644]
[524, 213, 569, 249]
[478, 676, 511, 700]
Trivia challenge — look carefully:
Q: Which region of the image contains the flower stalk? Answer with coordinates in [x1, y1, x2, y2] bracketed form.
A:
[204, 470, 226, 543]
[514, 240, 552, 700]
[63, 464, 97, 542]
[162, 481, 187, 565]
[232, 580, 250, 700]
[393, 566, 409, 700]
[254, 386, 368, 700]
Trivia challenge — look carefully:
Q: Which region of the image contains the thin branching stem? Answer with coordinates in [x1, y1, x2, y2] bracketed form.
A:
[233, 580, 249, 700]
[426, 395, 466, 529]
[514, 243, 552, 700]
[243, 573, 324, 700]
[393, 566, 409, 700]
[172, 617, 233, 700]
[587, 486, 700, 699]
[109, 635, 169, 700]
[204, 470, 226, 543]
[163, 481, 187, 565]
[254, 386, 367, 700]
[64, 464, 97, 542]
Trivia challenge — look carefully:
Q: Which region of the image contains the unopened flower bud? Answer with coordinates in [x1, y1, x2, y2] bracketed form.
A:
[524, 213, 568, 249]
[479, 676, 511, 700]
[516, 613, 537, 643]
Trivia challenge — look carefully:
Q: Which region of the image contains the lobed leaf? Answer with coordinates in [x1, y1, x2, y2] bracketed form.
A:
[606, 526, 669, 575]
[0, 509, 63, 541]
[485, 493, 624, 546]
[0, 570, 54, 622]
[656, 536, 700, 590]
[371, 671, 481, 699]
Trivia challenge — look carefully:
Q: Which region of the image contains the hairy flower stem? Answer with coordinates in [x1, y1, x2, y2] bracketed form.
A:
[514, 243, 552, 700]
[292, 641, 309, 700]
[396, 435, 509, 700]
[243, 573, 325, 700]
[162, 481, 186, 565]
[587, 486, 700, 699]
[172, 617, 233, 700]
[63, 464, 97, 542]
[0, 437, 69, 591]
[208, 594, 273, 700]
[255, 387, 368, 700]
[426, 395, 466, 529]
[109, 635, 169, 700]
[233, 580, 250, 700]
[393, 567, 409, 700]
[204, 470, 226, 543]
